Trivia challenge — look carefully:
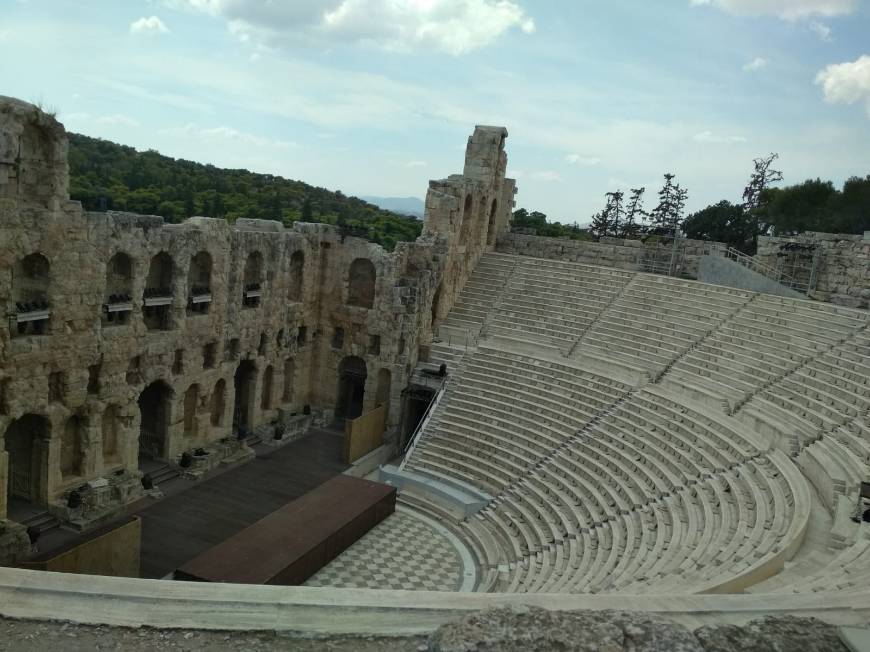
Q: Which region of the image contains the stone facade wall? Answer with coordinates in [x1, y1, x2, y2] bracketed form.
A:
[0, 98, 514, 553]
[496, 233, 717, 279]
[757, 232, 870, 310]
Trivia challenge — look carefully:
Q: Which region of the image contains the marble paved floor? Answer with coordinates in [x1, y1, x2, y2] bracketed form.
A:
[305, 508, 465, 592]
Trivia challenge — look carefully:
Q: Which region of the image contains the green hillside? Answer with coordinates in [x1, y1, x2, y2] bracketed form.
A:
[67, 133, 423, 251]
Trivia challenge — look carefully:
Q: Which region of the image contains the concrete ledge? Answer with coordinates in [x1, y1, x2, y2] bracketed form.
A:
[379, 465, 491, 518]
[2, 568, 870, 636]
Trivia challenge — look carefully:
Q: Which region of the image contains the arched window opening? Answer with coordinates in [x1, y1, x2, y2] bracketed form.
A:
[243, 251, 263, 308]
[104, 252, 133, 326]
[288, 250, 304, 302]
[144, 252, 174, 331]
[12, 253, 51, 337]
[347, 258, 376, 309]
[187, 251, 213, 315]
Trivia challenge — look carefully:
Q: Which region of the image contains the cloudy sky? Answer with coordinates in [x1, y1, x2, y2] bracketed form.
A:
[1, 0, 869, 223]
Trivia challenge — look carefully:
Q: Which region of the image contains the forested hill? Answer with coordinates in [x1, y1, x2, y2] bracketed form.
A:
[67, 133, 423, 251]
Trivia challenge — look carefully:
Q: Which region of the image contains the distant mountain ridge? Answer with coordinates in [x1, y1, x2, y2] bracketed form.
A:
[360, 196, 425, 218]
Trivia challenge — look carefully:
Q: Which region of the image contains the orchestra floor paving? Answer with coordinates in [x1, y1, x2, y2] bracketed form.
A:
[304, 507, 468, 592]
[135, 429, 348, 579]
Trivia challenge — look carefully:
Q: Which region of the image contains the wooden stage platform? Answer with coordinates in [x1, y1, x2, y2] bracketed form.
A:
[135, 430, 349, 579]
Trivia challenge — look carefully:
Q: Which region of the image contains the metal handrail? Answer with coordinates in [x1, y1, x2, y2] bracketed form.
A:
[720, 247, 807, 293]
[398, 376, 449, 471]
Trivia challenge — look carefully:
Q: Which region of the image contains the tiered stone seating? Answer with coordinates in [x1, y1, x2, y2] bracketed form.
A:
[664, 296, 869, 411]
[398, 252, 869, 596]
[481, 253, 633, 351]
[438, 254, 516, 343]
[736, 327, 870, 452]
[770, 536, 870, 593]
[404, 347, 632, 495]
[572, 275, 752, 376]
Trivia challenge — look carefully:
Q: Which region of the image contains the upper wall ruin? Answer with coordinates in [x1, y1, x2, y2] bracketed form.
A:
[0, 97, 515, 547]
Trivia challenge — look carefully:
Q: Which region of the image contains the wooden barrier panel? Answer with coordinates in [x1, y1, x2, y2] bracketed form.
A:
[175, 475, 396, 585]
[19, 516, 141, 578]
[344, 404, 387, 464]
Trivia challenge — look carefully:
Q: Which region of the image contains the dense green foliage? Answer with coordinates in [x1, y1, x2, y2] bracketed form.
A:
[511, 208, 591, 240]
[67, 133, 423, 251]
[682, 200, 754, 251]
[761, 176, 870, 236]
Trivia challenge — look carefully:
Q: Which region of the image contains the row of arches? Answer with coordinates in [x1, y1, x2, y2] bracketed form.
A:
[457, 194, 500, 249]
[8, 249, 380, 335]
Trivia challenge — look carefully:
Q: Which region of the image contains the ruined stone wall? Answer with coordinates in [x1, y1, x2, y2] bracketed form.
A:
[423, 126, 516, 331]
[0, 100, 512, 542]
[756, 232, 870, 310]
[496, 233, 716, 278]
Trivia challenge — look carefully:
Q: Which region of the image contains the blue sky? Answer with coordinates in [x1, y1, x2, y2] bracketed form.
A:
[1, 0, 868, 224]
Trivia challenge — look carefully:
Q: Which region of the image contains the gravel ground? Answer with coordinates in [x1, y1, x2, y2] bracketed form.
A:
[0, 617, 427, 652]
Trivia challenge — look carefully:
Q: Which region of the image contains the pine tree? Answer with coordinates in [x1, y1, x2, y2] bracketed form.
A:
[605, 190, 625, 237]
[650, 173, 677, 234]
[742, 152, 783, 250]
[590, 209, 612, 239]
[623, 187, 647, 238]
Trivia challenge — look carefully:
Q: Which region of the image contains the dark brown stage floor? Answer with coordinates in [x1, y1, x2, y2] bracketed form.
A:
[134, 429, 349, 579]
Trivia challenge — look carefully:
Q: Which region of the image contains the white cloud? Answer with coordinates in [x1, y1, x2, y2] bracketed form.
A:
[160, 124, 300, 149]
[530, 170, 562, 182]
[403, 160, 427, 168]
[164, 0, 534, 55]
[689, 0, 856, 20]
[565, 153, 601, 166]
[816, 55, 870, 118]
[130, 16, 170, 35]
[64, 112, 141, 128]
[693, 130, 747, 143]
[809, 20, 833, 40]
[742, 57, 768, 72]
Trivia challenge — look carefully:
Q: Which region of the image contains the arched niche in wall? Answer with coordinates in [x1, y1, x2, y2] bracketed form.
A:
[3, 414, 49, 505]
[233, 359, 257, 433]
[486, 199, 499, 246]
[187, 251, 213, 315]
[336, 356, 367, 420]
[61, 414, 86, 480]
[183, 384, 200, 441]
[103, 252, 134, 327]
[12, 252, 51, 337]
[347, 258, 376, 309]
[288, 250, 304, 302]
[457, 194, 473, 246]
[210, 379, 226, 427]
[261, 365, 274, 411]
[101, 404, 121, 466]
[282, 358, 294, 403]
